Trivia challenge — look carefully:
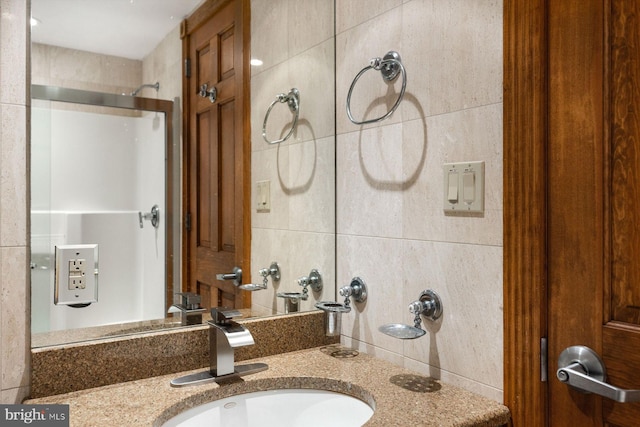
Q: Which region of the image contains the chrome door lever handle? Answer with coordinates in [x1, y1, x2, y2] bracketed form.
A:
[215, 266, 242, 287]
[557, 345, 640, 403]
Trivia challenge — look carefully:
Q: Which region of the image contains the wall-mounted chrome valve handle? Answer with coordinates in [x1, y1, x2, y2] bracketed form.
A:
[216, 266, 242, 287]
[556, 345, 640, 403]
[138, 205, 160, 229]
[198, 83, 217, 103]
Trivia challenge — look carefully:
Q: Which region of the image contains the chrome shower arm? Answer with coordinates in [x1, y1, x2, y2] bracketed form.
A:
[131, 82, 160, 96]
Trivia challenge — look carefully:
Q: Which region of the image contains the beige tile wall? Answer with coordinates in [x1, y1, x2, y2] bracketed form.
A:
[0, 0, 31, 403]
[31, 44, 141, 96]
[142, 25, 182, 102]
[250, 0, 336, 315]
[336, 0, 504, 402]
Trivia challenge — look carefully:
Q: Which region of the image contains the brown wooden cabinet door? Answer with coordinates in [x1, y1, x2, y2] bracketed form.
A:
[182, 0, 250, 310]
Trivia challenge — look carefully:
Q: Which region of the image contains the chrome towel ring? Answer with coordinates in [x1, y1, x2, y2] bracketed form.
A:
[262, 88, 300, 144]
[346, 51, 407, 125]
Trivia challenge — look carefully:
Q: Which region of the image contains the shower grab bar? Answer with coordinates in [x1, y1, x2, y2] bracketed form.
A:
[346, 51, 407, 125]
[262, 88, 300, 144]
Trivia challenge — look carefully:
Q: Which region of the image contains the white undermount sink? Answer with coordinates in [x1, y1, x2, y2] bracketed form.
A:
[160, 388, 374, 427]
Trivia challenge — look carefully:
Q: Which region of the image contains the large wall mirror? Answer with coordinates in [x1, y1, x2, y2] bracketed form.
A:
[29, 0, 336, 347]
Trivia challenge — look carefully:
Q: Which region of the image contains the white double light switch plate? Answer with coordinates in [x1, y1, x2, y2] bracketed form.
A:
[443, 161, 485, 213]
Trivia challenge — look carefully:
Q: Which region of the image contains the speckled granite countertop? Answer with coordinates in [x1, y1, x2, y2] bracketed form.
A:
[27, 345, 510, 426]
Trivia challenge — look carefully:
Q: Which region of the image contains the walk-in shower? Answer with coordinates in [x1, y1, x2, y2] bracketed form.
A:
[30, 85, 180, 344]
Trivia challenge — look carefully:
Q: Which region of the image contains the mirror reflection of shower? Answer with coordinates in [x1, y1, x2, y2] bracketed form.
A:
[30, 85, 175, 339]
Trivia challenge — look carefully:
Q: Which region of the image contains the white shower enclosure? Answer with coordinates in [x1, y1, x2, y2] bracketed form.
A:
[31, 86, 177, 336]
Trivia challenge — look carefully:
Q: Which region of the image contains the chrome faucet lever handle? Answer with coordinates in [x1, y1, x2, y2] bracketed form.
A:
[211, 307, 242, 324]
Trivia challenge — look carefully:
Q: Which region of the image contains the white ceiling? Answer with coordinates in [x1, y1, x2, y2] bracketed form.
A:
[31, 0, 204, 60]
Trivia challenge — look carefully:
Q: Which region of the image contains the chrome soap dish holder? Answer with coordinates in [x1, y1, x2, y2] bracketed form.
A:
[239, 262, 280, 291]
[277, 268, 322, 304]
[346, 50, 407, 125]
[262, 88, 300, 144]
[379, 290, 442, 339]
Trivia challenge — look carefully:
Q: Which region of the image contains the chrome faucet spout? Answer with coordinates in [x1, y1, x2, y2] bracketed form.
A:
[169, 307, 267, 387]
[209, 307, 255, 377]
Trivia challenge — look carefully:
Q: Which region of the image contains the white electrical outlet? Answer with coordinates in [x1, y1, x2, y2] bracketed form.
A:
[69, 258, 85, 272]
[68, 275, 85, 290]
[55, 244, 99, 306]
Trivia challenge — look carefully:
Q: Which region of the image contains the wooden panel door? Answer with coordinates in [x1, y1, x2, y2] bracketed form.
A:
[505, 1, 640, 425]
[182, 0, 250, 310]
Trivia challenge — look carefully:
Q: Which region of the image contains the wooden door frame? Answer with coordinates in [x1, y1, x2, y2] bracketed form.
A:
[503, 0, 549, 425]
[180, 0, 252, 307]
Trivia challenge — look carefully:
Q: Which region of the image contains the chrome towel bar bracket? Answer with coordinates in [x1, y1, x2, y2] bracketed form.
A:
[346, 51, 407, 125]
[262, 88, 300, 144]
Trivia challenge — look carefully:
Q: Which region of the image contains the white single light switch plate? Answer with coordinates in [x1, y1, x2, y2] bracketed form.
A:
[256, 180, 271, 212]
